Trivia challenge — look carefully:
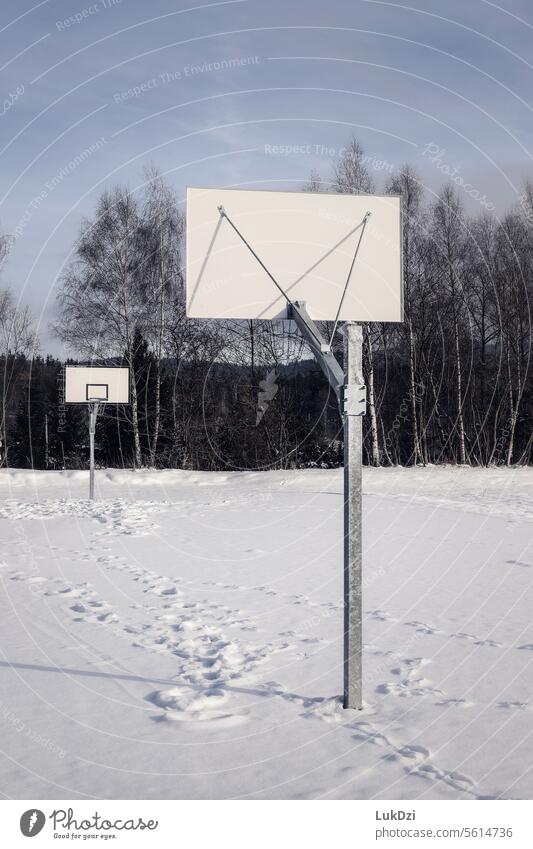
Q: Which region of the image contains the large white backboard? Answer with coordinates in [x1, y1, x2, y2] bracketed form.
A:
[65, 366, 130, 404]
[186, 187, 402, 322]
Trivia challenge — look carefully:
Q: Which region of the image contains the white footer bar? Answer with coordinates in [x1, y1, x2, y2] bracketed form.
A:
[3, 799, 531, 848]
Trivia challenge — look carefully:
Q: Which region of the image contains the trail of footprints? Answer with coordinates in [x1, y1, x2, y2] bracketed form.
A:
[371, 611, 506, 649]
[0, 498, 164, 536]
[13, 547, 304, 728]
[243, 684, 478, 796]
[8, 546, 529, 795]
[199, 576, 342, 614]
[352, 721, 476, 796]
[353, 610, 513, 703]
[293, 690, 478, 795]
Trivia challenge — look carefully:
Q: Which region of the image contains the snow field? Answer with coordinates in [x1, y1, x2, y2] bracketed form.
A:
[0, 466, 531, 799]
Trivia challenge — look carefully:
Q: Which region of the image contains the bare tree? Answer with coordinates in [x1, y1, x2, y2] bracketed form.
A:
[387, 165, 424, 464]
[0, 232, 11, 270]
[0, 291, 37, 466]
[463, 213, 500, 464]
[332, 137, 380, 464]
[140, 168, 185, 466]
[54, 186, 147, 466]
[431, 185, 468, 464]
[333, 138, 375, 195]
[0, 231, 37, 468]
[0, 289, 36, 357]
[494, 212, 530, 465]
[302, 169, 323, 193]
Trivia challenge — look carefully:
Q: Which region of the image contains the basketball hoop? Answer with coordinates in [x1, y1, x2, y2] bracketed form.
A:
[64, 366, 131, 500]
[185, 186, 403, 710]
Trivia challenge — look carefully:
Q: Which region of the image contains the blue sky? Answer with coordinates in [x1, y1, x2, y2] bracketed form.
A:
[1, 0, 533, 352]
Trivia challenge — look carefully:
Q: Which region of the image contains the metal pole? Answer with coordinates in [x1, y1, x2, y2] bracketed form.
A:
[88, 402, 99, 500]
[343, 322, 363, 709]
[44, 412, 49, 470]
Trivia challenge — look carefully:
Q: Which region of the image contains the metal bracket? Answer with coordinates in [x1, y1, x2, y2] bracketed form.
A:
[287, 301, 345, 408]
[343, 383, 366, 416]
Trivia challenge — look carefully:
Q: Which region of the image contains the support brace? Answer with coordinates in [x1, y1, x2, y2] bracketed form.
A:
[287, 301, 344, 407]
[287, 301, 366, 418]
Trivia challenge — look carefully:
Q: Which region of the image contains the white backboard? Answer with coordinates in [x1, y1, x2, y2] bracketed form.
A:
[186, 187, 402, 322]
[65, 366, 130, 404]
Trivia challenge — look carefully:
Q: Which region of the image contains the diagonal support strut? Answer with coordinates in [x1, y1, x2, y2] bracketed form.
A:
[217, 205, 370, 415]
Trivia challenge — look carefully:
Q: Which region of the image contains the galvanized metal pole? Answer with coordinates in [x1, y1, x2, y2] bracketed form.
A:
[343, 322, 363, 709]
[88, 402, 99, 501]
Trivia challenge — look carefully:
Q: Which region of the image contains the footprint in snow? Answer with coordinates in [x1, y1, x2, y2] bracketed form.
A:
[409, 762, 474, 794]
[385, 743, 430, 762]
[377, 679, 443, 698]
[367, 609, 395, 622]
[148, 585, 180, 597]
[454, 632, 502, 648]
[391, 656, 428, 675]
[405, 620, 440, 635]
[147, 686, 249, 728]
[378, 657, 441, 698]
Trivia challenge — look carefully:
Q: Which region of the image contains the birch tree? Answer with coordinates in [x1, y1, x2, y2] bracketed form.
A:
[431, 186, 468, 464]
[332, 137, 381, 464]
[0, 230, 37, 465]
[463, 213, 500, 464]
[494, 212, 530, 465]
[333, 138, 375, 195]
[139, 168, 185, 466]
[387, 165, 424, 464]
[54, 186, 147, 466]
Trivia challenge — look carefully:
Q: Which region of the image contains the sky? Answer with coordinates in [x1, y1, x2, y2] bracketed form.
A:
[1, 0, 533, 353]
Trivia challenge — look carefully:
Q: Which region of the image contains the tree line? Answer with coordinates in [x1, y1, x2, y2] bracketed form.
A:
[0, 145, 531, 470]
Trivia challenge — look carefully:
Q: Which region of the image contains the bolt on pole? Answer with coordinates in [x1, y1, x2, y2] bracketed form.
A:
[343, 322, 363, 710]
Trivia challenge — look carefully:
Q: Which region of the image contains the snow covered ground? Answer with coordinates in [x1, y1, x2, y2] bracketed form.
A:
[0, 465, 531, 800]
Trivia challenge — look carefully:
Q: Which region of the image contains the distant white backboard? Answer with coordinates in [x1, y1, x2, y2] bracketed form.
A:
[186, 187, 402, 322]
[65, 366, 130, 404]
